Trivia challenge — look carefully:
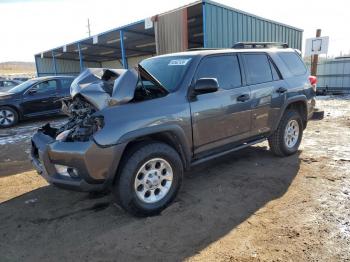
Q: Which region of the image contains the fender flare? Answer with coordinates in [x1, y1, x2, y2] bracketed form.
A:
[272, 95, 308, 131]
[117, 124, 192, 169]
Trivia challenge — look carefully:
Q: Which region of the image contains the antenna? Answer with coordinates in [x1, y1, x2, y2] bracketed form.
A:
[87, 18, 91, 37]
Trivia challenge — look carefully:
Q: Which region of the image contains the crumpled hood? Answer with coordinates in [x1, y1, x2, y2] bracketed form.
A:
[70, 68, 138, 110]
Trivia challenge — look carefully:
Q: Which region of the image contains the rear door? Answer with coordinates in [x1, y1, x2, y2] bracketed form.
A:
[190, 54, 252, 156]
[21, 79, 60, 115]
[241, 53, 286, 136]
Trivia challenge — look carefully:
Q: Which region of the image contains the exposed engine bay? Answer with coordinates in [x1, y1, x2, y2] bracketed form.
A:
[40, 96, 103, 142]
[40, 67, 168, 142]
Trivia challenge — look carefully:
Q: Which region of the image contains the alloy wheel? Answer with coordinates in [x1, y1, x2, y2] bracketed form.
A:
[134, 158, 173, 204]
[0, 110, 15, 127]
[284, 119, 300, 148]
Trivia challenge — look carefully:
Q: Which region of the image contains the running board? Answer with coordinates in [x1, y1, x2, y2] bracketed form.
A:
[191, 138, 266, 167]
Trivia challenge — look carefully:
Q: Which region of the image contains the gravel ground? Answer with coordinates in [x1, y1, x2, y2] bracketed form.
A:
[0, 97, 349, 261]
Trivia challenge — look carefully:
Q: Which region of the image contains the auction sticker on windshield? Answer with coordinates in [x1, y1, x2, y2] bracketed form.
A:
[168, 59, 191, 66]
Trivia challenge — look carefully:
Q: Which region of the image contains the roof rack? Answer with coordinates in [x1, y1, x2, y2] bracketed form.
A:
[232, 42, 289, 49]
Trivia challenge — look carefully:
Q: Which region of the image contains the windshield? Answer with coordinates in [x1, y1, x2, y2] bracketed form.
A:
[8, 79, 36, 93]
[139, 55, 193, 92]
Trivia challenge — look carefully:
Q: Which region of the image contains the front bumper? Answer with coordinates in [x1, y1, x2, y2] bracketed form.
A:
[31, 131, 126, 192]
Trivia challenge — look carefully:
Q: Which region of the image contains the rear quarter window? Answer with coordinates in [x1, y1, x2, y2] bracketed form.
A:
[279, 52, 307, 76]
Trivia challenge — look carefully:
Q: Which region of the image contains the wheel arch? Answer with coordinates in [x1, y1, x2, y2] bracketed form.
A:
[112, 127, 192, 185]
[273, 96, 308, 131]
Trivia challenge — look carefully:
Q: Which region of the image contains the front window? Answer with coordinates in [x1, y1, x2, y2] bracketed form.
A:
[30, 80, 57, 94]
[195, 55, 242, 89]
[139, 55, 194, 92]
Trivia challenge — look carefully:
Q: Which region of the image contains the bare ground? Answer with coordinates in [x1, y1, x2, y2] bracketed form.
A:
[0, 97, 349, 261]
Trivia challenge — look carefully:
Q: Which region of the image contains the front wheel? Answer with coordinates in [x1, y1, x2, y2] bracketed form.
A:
[268, 110, 303, 156]
[0, 106, 18, 128]
[114, 142, 183, 217]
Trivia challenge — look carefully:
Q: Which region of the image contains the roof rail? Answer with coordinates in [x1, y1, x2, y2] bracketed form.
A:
[232, 42, 289, 49]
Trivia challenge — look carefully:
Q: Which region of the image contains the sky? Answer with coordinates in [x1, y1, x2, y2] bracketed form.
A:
[0, 0, 348, 62]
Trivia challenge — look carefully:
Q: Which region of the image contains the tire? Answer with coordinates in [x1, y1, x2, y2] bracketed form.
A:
[0, 106, 18, 128]
[268, 110, 303, 157]
[114, 142, 183, 217]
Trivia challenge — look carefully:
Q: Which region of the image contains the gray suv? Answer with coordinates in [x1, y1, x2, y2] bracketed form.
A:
[31, 44, 316, 216]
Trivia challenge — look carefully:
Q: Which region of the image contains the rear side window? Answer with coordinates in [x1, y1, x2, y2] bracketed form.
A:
[279, 52, 307, 76]
[195, 55, 242, 89]
[243, 54, 273, 85]
[60, 78, 73, 90]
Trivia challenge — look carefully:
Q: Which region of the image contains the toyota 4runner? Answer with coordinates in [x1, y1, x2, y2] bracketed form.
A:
[31, 43, 317, 216]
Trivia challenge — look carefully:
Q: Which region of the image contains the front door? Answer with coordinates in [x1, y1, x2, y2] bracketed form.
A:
[21, 79, 60, 116]
[190, 54, 252, 156]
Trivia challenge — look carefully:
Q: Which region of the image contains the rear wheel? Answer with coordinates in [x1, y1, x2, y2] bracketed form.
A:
[268, 110, 303, 156]
[0, 106, 18, 128]
[114, 142, 183, 217]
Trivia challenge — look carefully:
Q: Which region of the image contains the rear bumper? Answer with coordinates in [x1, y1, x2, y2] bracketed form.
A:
[31, 131, 126, 192]
[307, 97, 316, 120]
[308, 97, 324, 121]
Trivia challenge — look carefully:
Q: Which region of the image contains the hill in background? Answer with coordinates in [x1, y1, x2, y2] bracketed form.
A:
[0, 61, 36, 77]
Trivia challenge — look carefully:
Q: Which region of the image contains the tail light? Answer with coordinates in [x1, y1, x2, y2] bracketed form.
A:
[309, 76, 317, 92]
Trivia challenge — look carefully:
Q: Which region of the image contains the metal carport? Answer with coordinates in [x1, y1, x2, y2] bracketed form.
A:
[35, 20, 157, 76]
[35, 0, 302, 77]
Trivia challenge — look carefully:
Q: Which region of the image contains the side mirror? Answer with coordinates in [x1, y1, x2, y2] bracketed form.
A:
[27, 88, 38, 95]
[193, 78, 219, 95]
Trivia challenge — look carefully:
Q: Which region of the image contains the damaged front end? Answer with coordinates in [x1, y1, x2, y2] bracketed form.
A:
[30, 68, 132, 191]
[42, 68, 128, 142]
[53, 96, 104, 142]
[30, 66, 168, 191]
[41, 66, 167, 142]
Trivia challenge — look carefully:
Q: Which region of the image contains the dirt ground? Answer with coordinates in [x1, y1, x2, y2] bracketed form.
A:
[0, 97, 349, 262]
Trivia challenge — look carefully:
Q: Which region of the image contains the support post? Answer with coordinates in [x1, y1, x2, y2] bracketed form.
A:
[311, 29, 321, 76]
[34, 55, 39, 77]
[182, 8, 188, 51]
[202, 2, 207, 48]
[78, 43, 84, 72]
[51, 51, 57, 75]
[120, 30, 128, 69]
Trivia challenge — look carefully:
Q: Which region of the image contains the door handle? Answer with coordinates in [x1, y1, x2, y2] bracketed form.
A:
[237, 94, 250, 102]
[276, 87, 287, 93]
